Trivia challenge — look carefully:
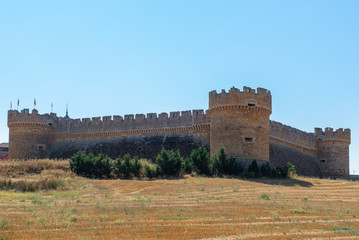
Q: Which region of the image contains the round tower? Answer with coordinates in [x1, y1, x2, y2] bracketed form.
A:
[209, 86, 272, 165]
[315, 127, 351, 178]
[8, 109, 55, 159]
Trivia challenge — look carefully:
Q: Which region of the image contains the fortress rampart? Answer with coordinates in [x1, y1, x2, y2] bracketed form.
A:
[7, 86, 351, 178]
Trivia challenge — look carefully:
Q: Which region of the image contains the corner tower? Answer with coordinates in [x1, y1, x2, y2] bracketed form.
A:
[315, 128, 351, 178]
[8, 109, 55, 159]
[209, 86, 272, 164]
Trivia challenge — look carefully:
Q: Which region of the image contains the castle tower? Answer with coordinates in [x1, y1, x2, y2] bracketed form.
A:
[208, 86, 272, 165]
[7, 109, 55, 159]
[315, 127, 351, 178]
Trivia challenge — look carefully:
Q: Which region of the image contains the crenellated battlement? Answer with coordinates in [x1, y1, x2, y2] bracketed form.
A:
[270, 121, 316, 151]
[8, 109, 58, 127]
[209, 86, 271, 112]
[315, 127, 351, 143]
[7, 85, 351, 178]
[8, 108, 208, 135]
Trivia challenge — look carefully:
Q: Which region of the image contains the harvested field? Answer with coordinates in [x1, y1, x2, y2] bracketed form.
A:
[1, 161, 359, 239]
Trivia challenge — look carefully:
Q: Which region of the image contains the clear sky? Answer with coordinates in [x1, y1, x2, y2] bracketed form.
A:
[1, 1, 358, 172]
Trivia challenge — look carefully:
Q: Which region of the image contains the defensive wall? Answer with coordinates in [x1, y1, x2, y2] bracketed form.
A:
[7, 86, 351, 177]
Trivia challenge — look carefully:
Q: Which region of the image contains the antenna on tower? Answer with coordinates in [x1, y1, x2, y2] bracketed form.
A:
[65, 102, 69, 118]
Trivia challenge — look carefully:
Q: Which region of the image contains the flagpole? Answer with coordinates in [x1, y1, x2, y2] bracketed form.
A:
[17, 99, 19, 111]
[51, 102, 53, 113]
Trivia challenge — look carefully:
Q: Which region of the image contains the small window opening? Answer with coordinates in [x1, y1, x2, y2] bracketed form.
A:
[248, 103, 256, 107]
[321, 159, 326, 163]
[245, 137, 253, 142]
[37, 144, 46, 151]
[173, 114, 175, 117]
[196, 112, 198, 115]
[48, 123, 53, 126]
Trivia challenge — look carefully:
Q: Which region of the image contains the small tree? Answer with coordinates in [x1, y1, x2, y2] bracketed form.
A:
[70, 151, 86, 175]
[113, 155, 123, 178]
[93, 153, 112, 178]
[212, 147, 242, 176]
[285, 162, 296, 177]
[131, 156, 142, 177]
[83, 153, 95, 178]
[156, 149, 184, 176]
[183, 157, 193, 174]
[260, 163, 271, 177]
[213, 147, 227, 176]
[190, 146, 212, 176]
[248, 160, 259, 177]
[143, 162, 158, 179]
[122, 153, 133, 179]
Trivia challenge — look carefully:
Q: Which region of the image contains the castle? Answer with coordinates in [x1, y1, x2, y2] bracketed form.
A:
[7, 86, 351, 177]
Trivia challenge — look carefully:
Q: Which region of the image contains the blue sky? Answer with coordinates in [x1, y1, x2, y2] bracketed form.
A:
[1, 1, 358, 172]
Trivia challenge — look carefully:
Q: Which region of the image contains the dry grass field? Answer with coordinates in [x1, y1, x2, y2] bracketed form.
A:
[1, 160, 359, 239]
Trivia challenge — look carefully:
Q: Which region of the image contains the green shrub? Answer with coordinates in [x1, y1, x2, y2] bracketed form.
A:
[156, 149, 184, 176]
[183, 157, 193, 174]
[122, 154, 133, 178]
[83, 153, 96, 178]
[260, 163, 272, 177]
[212, 147, 242, 176]
[285, 162, 296, 176]
[93, 153, 112, 178]
[143, 163, 158, 179]
[261, 193, 270, 200]
[113, 155, 124, 178]
[70, 152, 112, 178]
[69, 151, 86, 175]
[248, 160, 259, 177]
[113, 154, 142, 178]
[131, 156, 142, 177]
[190, 146, 212, 176]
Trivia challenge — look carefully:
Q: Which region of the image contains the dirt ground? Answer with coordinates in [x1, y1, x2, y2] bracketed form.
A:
[1, 174, 359, 239]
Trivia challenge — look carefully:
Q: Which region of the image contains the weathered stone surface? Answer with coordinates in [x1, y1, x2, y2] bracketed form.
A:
[269, 142, 323, 177]
[7, 86, 351, 178]
[50, 134, 209, 160]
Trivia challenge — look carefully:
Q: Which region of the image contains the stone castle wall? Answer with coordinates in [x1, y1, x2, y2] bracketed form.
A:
[209, 87, 272, 162]
[7, 86, 351, 178]
[269, 121, 317, 156]
[315, 128, 351, 177]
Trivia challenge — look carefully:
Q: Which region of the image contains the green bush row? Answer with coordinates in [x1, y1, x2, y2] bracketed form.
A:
[70, 147, 295, 179]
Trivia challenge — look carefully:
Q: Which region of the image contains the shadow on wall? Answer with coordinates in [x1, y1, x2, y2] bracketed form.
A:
[269, 142, 323, 178]
[50, 134, 209, 160]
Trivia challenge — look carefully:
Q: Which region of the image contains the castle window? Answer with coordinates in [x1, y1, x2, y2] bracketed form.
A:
[248, 103, 256, 107]
[245, 137, 253, 142]
[37, 144, 46, 151]
[48, 123, 53, 126]
[321, 159, 326, 163]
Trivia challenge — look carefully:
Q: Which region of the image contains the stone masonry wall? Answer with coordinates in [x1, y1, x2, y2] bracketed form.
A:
[50, 134, 209, 160]
[7, 85, 350, 178]
[209, 86, 272, 162]
[269, 121, 317, 156]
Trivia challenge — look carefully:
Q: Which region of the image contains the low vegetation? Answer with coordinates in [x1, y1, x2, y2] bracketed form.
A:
[0, 159, 69, 177]
[69, 146, 293, 179]
[1, 167, 359, 239]
[0, 159, 71, 192]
